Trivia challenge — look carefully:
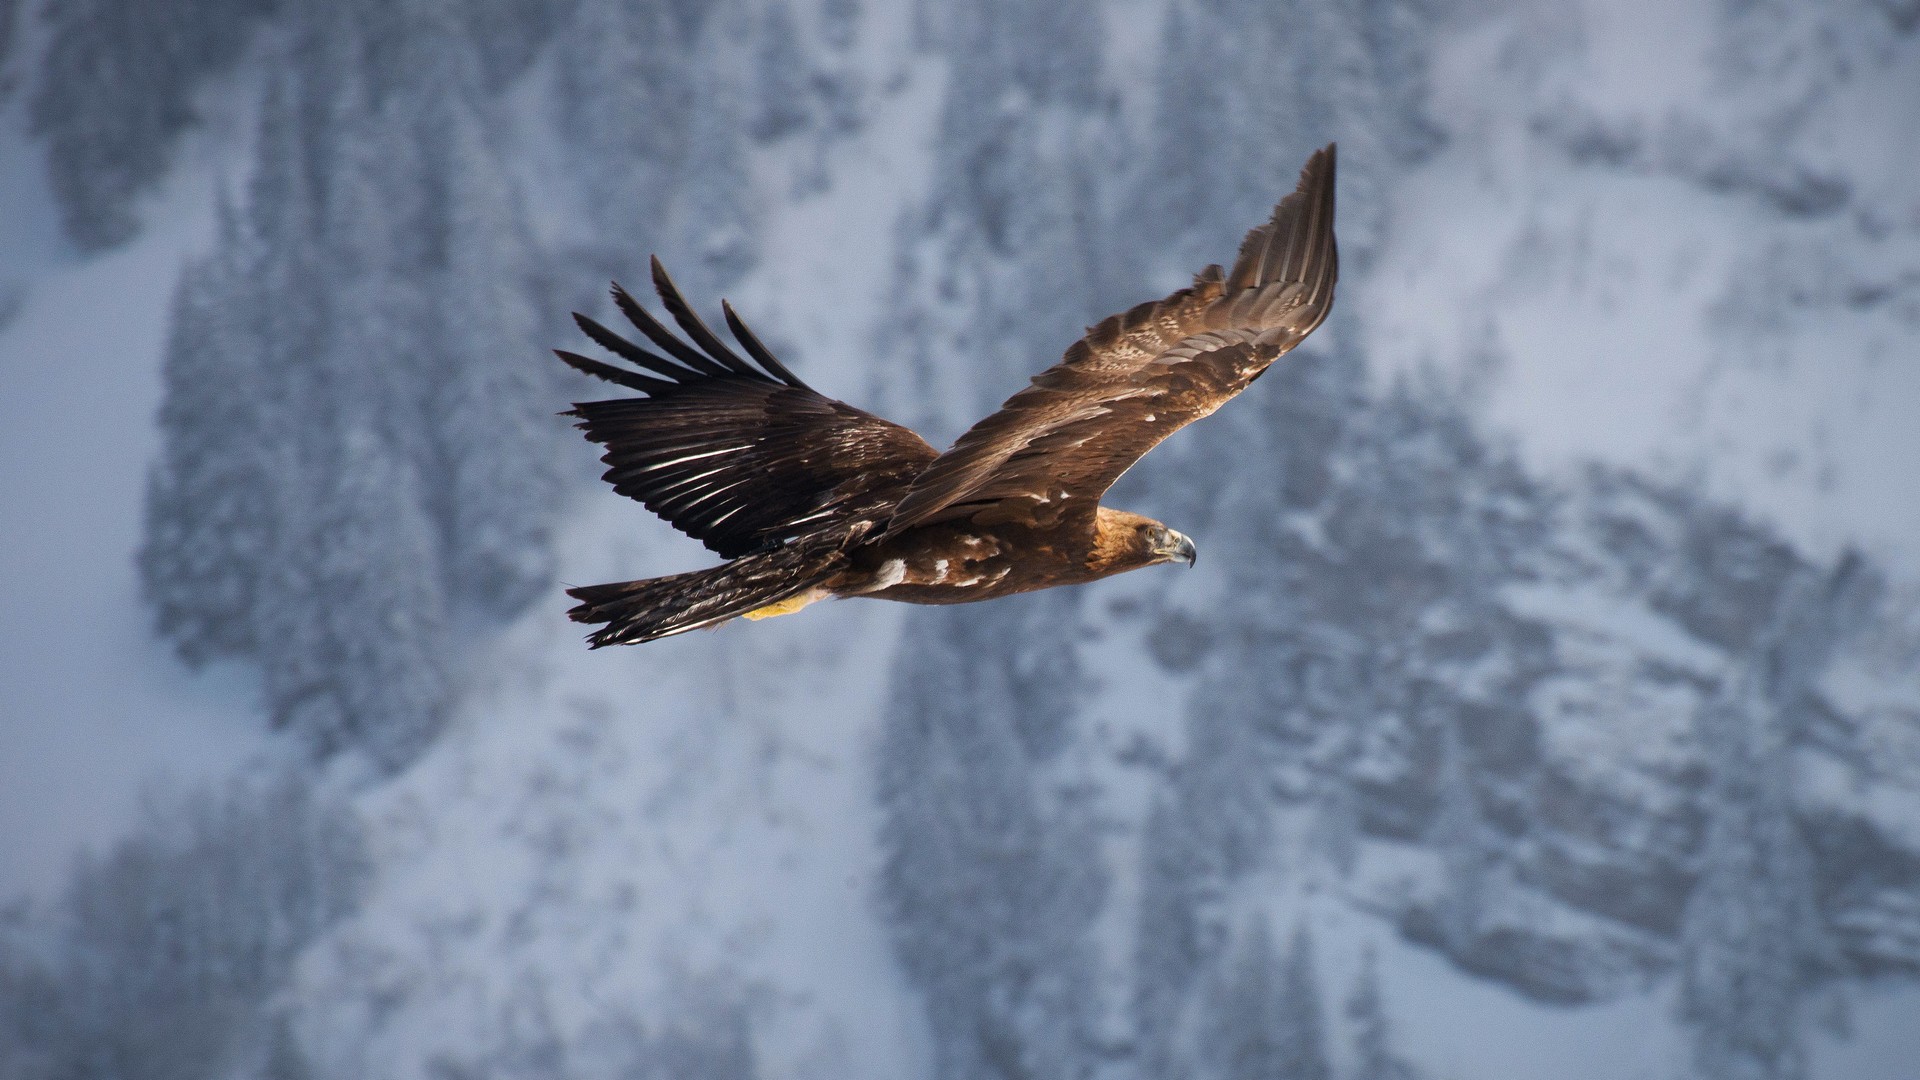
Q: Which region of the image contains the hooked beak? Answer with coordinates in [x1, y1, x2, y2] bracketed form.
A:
[1154, 530, 1198, 568]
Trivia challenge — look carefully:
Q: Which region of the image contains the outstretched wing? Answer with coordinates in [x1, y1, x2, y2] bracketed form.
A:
[560, 258, 937, 559]
[886, 144, 1338, 534]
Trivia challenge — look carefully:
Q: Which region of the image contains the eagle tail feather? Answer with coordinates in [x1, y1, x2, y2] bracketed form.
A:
[566, 546, 841, 647]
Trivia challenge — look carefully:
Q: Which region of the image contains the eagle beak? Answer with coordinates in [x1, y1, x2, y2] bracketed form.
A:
[1155, 531, 1197, 568]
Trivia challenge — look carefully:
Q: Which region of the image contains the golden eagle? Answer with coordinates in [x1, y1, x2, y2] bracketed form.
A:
[558, 145, 1337, 646]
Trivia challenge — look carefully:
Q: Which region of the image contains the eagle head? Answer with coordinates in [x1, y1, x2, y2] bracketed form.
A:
[1147, 523, 1198, 568]
[1092, 509, 1197, 574]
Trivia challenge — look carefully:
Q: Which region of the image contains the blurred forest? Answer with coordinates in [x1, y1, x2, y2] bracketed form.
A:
[3, 0, 1919, 1078]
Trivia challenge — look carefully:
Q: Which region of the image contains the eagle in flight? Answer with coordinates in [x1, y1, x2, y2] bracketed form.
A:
[557, 145, 1337, 646]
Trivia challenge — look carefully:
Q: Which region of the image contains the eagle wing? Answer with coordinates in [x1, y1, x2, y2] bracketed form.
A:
[886, 144, 1337, 534]
[560, 258, 938, 559]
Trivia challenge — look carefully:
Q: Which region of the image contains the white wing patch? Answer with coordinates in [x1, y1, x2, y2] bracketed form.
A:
[872, 559, 907, 590]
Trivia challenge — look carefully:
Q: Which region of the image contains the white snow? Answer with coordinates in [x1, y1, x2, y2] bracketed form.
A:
[3, 0, 1918, 1076]
[0, 100, 272, 903]
[293, 496, 928, 1080]
[1361, 0, 1920, 578]
[290, 14, 950, 1074]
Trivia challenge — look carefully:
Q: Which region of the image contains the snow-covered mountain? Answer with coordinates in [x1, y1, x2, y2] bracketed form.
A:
[3, 0, 1918, 1079]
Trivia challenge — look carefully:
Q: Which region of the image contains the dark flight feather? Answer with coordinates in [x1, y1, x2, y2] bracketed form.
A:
[572, 310, 691, 381]
[648, 257, 764, 381]
[563, 266, 937, 560]
[885, 144, 1337, 535]
[553, 348, 676, 395]
[613, 281, 740, 379]
[722, 299, 807, 387]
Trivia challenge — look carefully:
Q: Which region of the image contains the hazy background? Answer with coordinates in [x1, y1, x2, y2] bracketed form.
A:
[3, 0, 1919, 1078]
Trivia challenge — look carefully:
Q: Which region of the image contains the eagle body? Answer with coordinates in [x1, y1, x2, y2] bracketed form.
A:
[828, 508, 1195, 607]
[557, 146, 1337, 647]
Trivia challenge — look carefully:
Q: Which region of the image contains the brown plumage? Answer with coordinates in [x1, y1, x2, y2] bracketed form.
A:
[559, 145, 1338, 646]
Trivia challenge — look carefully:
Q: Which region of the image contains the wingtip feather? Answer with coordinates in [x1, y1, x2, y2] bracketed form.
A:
[1227, 143, 1338, 299]
[648, 259, 761, 379]
[555, 348, 679, 394]
[721, 299, 810, 389]
[612, 273, 740, 379]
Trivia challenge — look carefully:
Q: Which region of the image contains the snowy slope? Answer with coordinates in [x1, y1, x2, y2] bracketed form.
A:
[1361, 0, 1920, 576]
[287, 18, 947, 1077]
[0, 90, 272, 902]
[3, 0, 1918, 1078]
[294, 506, 928, 1080]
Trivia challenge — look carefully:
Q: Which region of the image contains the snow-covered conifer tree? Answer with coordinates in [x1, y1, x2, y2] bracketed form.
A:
[0, 1, 18, 94]
[140, 189, 271, 665]
[1679, 560, 1867, 1080]
[261, 1015, 315, 1080]
[1126, 0, 1261, 280]
[402, 5, 561, 616]
[813, 0, 867, 138]
[1430, 718, 1497, 958]
[659, 0, 761, 300]
[886, 0, 1108, 440]
[1198, 922, 1330, 1080]
[266, 425, 450, 769]
[821, 0, 860, 51]
[462, 0, 571, 90]
[0, 775, 362, 1080]
[1277, 927, 1333, 1080]
[29, 0, 272, 248]
[1351, 0, 1444, 164]
[1128, 0, 1439, 281]
[878, 597, 1104, 1080]
[142, 0, 563, 765]
[749, 0, 811, 142]
[1347, 946, 1419, 1080]
[1133, 792, 1212, 1079]
[1180, 662, 1280, 879]
[553, 0, 690, 253]
[646, 1002, 759, 1080]
[249, 5, 453, 769]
